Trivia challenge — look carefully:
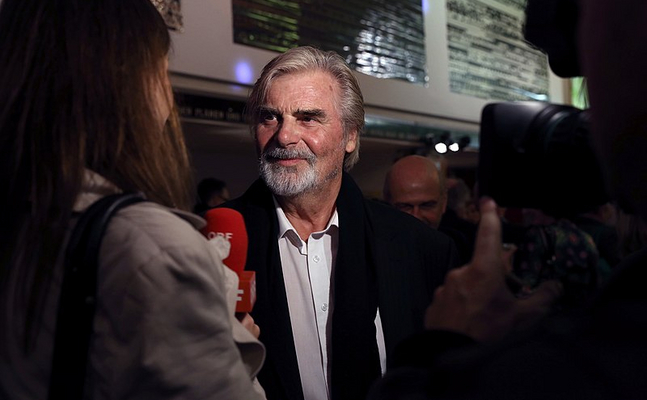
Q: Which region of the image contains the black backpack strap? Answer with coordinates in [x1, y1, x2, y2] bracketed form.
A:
[48, 192, 146, 400]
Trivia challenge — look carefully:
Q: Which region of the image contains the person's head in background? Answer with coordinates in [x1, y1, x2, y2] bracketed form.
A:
[446, 178, 479, 224]
[0, 0, 192, 333]
[383, 155, 447, 229]
[194, 178, 230, 214]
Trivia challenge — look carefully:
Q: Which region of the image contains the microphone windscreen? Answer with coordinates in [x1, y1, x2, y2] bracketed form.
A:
[201, 207, 248, 275]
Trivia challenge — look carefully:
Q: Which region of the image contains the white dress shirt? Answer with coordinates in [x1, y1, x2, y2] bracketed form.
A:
[274, 199, 386, 400]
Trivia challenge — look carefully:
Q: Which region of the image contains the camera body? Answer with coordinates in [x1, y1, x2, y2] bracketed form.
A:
[478, 102, 609, 304]
[478, 101, 608, 217]
[476, 1, 613, 304]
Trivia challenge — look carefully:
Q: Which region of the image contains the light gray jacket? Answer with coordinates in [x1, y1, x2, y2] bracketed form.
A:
[1, 171, 265, 399]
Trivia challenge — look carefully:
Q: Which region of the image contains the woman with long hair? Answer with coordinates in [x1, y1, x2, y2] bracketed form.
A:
[0, 0, 264, 398]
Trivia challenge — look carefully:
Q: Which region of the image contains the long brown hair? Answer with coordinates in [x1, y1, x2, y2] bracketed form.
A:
[0, 0, 193, 345]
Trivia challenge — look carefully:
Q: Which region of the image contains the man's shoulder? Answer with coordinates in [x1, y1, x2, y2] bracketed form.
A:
[222, 180, 272, 212]
[363, 198, 454, 245]
[220, 180, 278, 237]
[364, 199, 459, 292]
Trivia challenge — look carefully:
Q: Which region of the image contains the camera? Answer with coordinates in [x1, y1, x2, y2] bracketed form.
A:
[475, 0, 613, 306]
[477, 101, 608, 217]
[478, 0, 594, 211]
[477, 102, 611, 306]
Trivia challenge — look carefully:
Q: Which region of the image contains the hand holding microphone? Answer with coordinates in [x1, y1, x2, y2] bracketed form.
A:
[201, 208, 256, 313]
[236, 312, 260, 339]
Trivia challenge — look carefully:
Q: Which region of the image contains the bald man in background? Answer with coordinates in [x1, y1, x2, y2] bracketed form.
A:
[383, 155, 476, 264]
[383, 155, 447, 229]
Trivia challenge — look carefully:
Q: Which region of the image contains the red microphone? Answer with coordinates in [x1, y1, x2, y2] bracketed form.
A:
[201, 207, 256, 312]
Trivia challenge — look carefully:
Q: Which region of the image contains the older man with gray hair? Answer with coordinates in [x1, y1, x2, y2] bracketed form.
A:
[223, 46, 457, 400]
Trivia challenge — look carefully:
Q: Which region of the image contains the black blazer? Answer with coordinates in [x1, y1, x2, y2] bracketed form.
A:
[224, 173, 458, 400]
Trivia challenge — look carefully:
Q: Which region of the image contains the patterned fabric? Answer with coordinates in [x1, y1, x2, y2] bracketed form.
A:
[513, 219, 600, 307]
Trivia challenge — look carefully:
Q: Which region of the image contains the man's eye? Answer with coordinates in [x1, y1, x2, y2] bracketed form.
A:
[395, 204, 413, 212]
[259, 111, 277, 123]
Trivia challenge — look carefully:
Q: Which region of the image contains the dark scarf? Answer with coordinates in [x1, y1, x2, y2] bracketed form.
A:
[329, 173, 381, 400]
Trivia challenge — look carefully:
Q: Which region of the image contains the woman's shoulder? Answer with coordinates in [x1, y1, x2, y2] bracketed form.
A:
[99, 201, 217, 274]
[115, 200, 204, 233]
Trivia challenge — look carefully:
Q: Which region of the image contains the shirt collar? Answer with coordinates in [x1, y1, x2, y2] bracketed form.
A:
[273, 195, 339, 243]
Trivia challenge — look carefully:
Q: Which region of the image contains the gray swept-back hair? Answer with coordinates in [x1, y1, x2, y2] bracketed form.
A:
[246, 46, 364, 171]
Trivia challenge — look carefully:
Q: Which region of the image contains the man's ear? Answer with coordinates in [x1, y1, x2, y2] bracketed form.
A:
[345, 129, 358, 153]
[441, 191, 448, 214]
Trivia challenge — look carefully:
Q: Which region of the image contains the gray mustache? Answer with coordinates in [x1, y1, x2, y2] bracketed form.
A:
[262, 147, 316, 164]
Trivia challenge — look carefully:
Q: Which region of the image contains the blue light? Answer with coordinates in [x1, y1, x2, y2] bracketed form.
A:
[235, 61, 254, 84]
[422, 0, 429, 14]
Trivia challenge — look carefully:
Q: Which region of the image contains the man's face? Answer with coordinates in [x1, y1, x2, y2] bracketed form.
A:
[255, 71, 357, 197]
[387, 165, 447, 229]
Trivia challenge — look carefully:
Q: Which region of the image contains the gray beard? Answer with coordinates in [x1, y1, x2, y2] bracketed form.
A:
[259, 147, 318, 197]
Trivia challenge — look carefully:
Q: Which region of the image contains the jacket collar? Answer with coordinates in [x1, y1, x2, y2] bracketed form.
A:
[74, 169, 205, 229]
